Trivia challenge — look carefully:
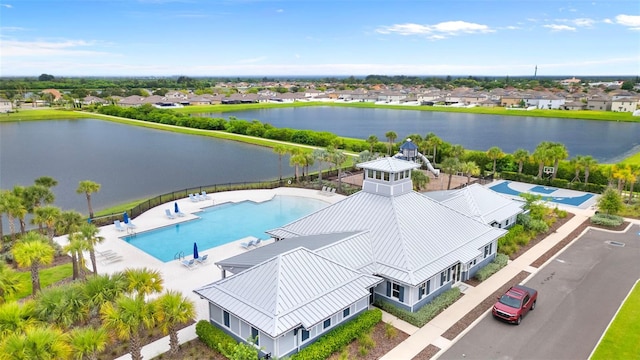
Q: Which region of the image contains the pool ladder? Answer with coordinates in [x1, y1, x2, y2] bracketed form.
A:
[174, 251, 185, 261]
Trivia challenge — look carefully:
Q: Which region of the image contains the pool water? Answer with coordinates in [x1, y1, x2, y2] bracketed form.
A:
[122, 195, 328, 262]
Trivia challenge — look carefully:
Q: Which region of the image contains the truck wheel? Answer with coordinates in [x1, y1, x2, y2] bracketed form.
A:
[516, 316, 522, 325]
[531, 300, 536, 310]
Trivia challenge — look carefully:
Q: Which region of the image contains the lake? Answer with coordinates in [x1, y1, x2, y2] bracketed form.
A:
[0, 119, 293, 216]
[202, 106, 640, 163]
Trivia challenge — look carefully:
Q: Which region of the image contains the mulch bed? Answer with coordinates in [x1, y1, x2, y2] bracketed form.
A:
[327, 321, 409, 360]
[412, 344, 441, 360]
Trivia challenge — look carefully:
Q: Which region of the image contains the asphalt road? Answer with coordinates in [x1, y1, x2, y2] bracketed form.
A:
[440, 224, 640, 360]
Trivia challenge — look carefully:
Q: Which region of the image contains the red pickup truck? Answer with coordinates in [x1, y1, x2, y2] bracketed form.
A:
[492, 285, 537, 325]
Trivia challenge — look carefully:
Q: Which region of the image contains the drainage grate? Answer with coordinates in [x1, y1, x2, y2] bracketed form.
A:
[605, 241, 625, 247]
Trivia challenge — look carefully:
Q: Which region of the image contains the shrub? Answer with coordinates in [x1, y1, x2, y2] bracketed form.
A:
[590, 213, 624, 227]
[195, 320, 237, 356]
[291, 309, 381, 360]
[475, 253, 509, 282]
[384, 322, 398, 339]
[374, 288, 461, 328]
[528, 219, 549, 233]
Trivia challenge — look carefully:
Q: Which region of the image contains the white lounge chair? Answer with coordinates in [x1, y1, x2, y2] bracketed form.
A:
[196, 193, 205, 201]
[100, 254, 123, 265]
[240, 239, 255, 249]
[125, 220, 137, 229]
[96, 249, 117, 257]
[114, 220, 126, 232]
[181, 259, 196, 269]
[202, 191, 212, 200]
[195, 254, 209, 265]
[189, 194, 198, 202]
[175, 210, 186, 217]
[165, 209, 175, 219]
[253, 238, 262, 247]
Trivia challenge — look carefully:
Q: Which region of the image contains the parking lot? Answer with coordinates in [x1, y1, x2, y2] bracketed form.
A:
[439, 224, 640, 360]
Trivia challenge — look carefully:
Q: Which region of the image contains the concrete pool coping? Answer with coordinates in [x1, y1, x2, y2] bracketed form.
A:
[53, 187, 346, 323]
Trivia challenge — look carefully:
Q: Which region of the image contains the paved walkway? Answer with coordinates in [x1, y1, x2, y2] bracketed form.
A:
[58, 187, 616, 359]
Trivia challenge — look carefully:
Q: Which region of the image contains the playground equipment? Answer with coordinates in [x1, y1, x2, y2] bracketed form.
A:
[393, 138, 440, 177]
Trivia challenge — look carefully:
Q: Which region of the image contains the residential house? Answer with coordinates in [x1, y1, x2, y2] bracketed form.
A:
[500, 94, 523, 107]
[196, 157, 507, 358]
[562, 101, 586, 111]
[82, 95, 108, 106]
[118, 95, 147, 107]
[586, 95, 612, 111]
[611, 97, 639, 112]
[0, 98, 13, 113]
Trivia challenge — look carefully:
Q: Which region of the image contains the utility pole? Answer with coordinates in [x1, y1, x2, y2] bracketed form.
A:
[534, 65, 538, 78]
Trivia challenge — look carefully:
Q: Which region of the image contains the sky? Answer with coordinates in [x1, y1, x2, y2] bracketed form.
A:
[1, 0, 639, 77]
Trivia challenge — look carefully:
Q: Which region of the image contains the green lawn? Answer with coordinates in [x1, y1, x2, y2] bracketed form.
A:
[8, 263, 74, 301]
[590, 282, 640, 359]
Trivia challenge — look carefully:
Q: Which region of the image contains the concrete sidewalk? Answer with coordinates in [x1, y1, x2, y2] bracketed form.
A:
[381, 212, 592, 360]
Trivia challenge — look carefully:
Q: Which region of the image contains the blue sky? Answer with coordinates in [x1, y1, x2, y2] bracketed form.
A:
[1, 0, 639, 77]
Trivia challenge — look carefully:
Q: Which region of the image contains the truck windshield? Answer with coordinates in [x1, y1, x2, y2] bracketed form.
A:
[498, 294, 521, 308]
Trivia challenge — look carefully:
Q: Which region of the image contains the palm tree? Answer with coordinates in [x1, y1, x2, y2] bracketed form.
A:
[56, 210, 85, 237]
[512, 149, 530, 174]
[312, 148, 329, 183]
[532, 141, 553, 178]
[385, 131, 397, 155]
[77, 223, 105, 276]
[33, 282, 89, 328]
[65, 232, 91, 280]
[300, 151, 315, 181]
[486, 146, 504, 174]
[410, 170, 429, 191]
[611, 163, 630, 195]
[0, 261, 23, 304]
[549, 143, 568, 179]
[32, 205, 61, 239]
[84, 273, 127, 315]
[424, 133, 444, 166]
[0, 190, 24, 240]
[441, 157, 461, 190]
[287, 148, 303, 182]
[366, 135, 378, 153]
[461, 161, 480, 185]
[100, 296, 155, 360]
[579, 155, 598, 184]
[24, 184, 55, 212]
[153, 290, 196, 355]
[0, 301, 38, 338]
[34, 176, 58, 189]
[450, 144, 465, 160]
[69, 326, 108, 360]
[0, 190, 9, 240]
[0, 326, 72, 360]
[627, 165, 640, 203]
[76, 180, 101, 219]
[12, 232, 55, 294]
[569, 155, 584, 182]
[328, 147, 347, 191]
[272, 145, 288, 182]
[123, 267, 163, 301]
[10, 186, 28, 235]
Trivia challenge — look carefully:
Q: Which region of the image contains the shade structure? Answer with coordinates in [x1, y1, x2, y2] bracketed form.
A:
[174, 202, 180, 214]
[193, 242, 199, 259]
[123, 212, 130, 224]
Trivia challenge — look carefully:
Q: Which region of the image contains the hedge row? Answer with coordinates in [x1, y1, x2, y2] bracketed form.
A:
[195, 320, 238, 358]
[374, 287, 461, 328]
[590, 213, 624, 226]
[474, 253, 509, 282]
[291, 309, 382, 360]
[501, 171, 606, 193]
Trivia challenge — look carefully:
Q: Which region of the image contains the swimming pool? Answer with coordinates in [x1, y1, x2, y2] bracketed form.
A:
[122, 195, 328, 262]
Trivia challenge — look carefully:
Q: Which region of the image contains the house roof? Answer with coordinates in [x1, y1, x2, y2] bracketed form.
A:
[194, 247, 382, 337]
[267, 189, 506, 286]
[356, 157, 419, 173]
[429, 184, 525, 224]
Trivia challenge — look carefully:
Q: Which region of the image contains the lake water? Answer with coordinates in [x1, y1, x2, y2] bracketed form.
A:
[204, 106, 640, 163]
[0, 119, 293, 216]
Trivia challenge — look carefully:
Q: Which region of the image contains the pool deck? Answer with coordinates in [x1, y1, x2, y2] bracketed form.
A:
[53, 187, 346, 326]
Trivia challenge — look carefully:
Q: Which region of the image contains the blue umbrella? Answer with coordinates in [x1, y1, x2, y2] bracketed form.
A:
[174, 202, 179, 214]
[123, 212, 130, 224]
[193, 242, 199, 259]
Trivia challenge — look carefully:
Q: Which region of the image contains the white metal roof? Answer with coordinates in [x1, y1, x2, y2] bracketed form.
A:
[356, 157, 420, 173]
[438, 184, 525, 224]
[194, 247, 382, 337]
[267, 189, 506, 286]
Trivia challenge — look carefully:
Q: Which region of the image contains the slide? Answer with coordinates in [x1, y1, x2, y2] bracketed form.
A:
[417, 152, 440, 177]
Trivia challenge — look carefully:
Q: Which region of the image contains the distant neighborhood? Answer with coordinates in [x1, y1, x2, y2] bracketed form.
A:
[1, 77, 639, 114]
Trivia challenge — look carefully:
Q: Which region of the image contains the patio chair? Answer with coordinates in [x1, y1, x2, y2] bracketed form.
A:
[100, 254, 123, 265]
[196, 193, 205, 201]
[195, 254, 209, 265]
[126, 220, 137, 229]
[240, 239, 255, 249]
[165, 209, 175, 219]
[201, 191, 212, 200]
[114, 220, 126, 232]
[189, 193, 198, 202]
[96, 249, 117, 257]
[253, 238, 262, 247]
[181, 258, 196, 269]
[175, 209, 186, 217]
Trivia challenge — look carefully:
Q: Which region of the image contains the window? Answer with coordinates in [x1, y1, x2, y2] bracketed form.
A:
[440, 271, 446, 286]
[418, 283, 426, 299]
[383, 172, 389, 181]
[484, 243, 493, 258]
[426, 279, 431, 295]
[323, 319, 331, 329]
[505, 219, 510, 226]
[392, 283, 401, 299]
[394, 173, 399, 181]
[343, 307, 350, 318]
[301, 329, 309, 341]
[223, 311, 230, 327]
[251, 327, 259, 346]
[367, 169, 374, 179]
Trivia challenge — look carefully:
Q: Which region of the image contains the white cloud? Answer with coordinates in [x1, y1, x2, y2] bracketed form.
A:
[1, 4, 12, 8]
[0, 39, 115, 57]
[543, 24, 576, 31]
[603, 18, 613, 24]
[376, 21, 493, 40]
[615, 14, 640, 30]
[237, 56, 267, 64]
[276, 9, 283, 13]
[0, 26, 24, 32]
[572, 18, 595, 27]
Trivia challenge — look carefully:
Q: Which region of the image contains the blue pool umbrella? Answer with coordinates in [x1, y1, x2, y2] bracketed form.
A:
[193, 242, 199, 259]
[123, 212, 130, 224]
[174, 202, 180, 214]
